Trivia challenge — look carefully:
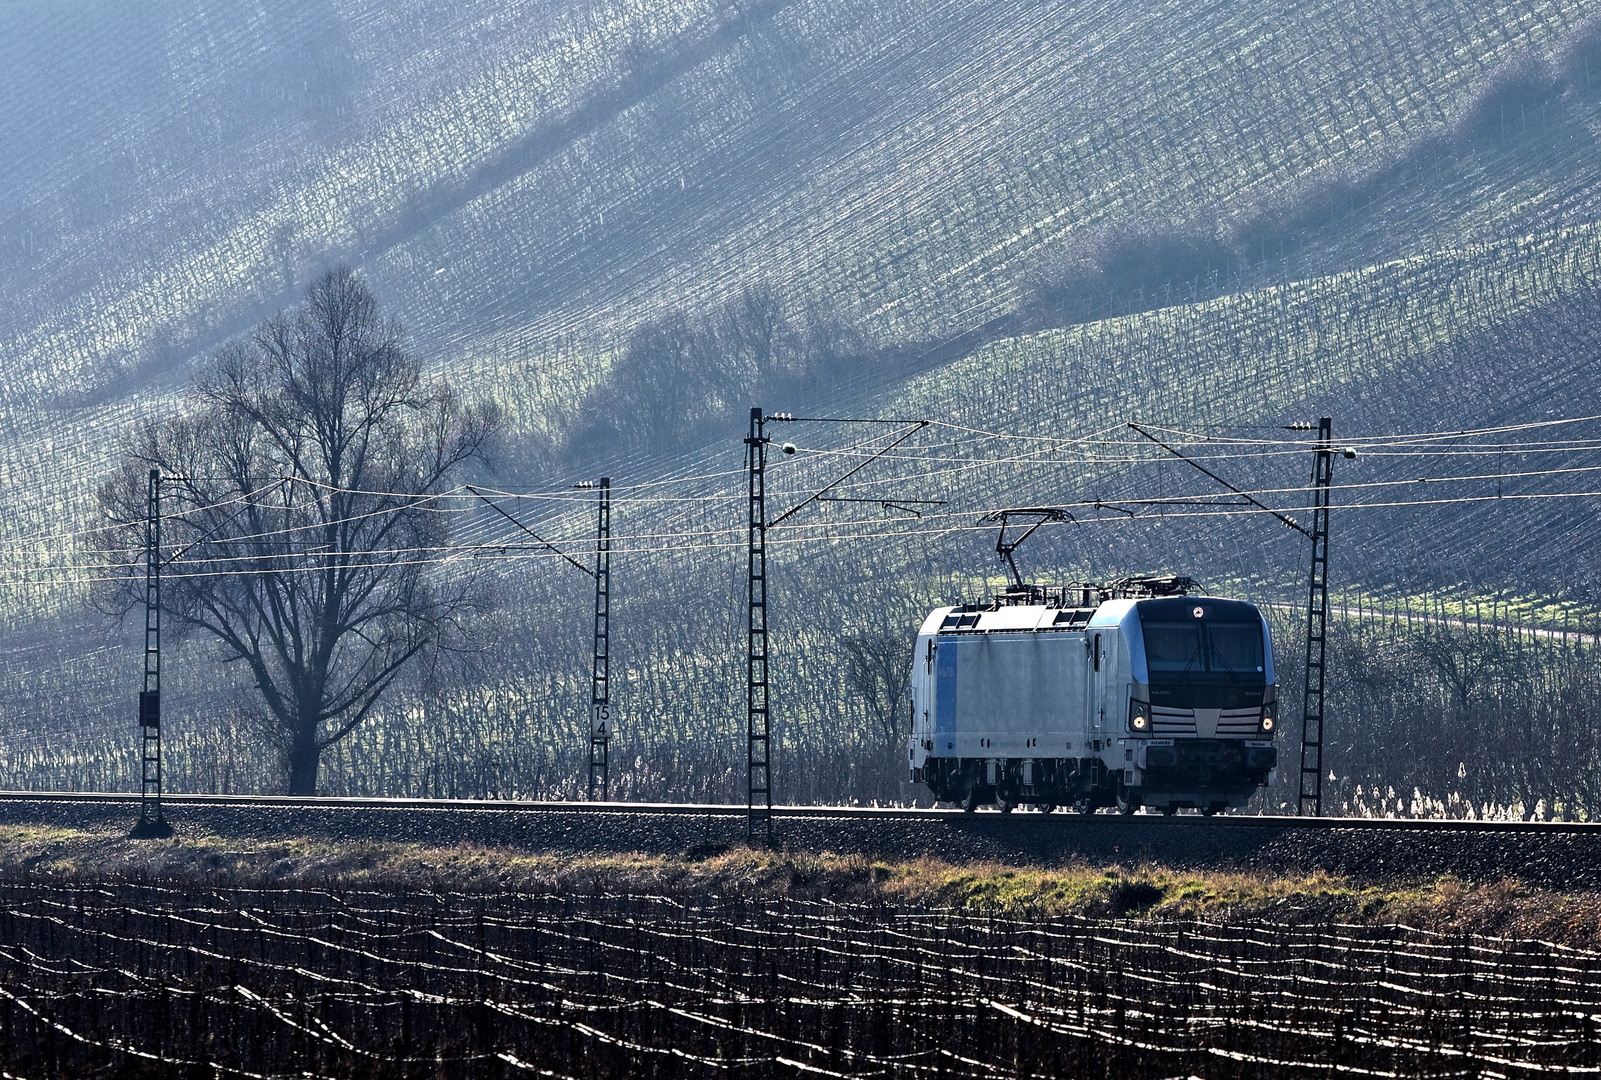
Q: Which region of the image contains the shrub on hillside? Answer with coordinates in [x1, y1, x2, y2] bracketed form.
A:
[1090, 221, 1237, 298]
[1450, 50, 1564, 144]
[1016, 220, 1238, 326]
[1017, 27, 1594, 333]
[1557, 13, 1601, 93]
[564, 289, 864, 460]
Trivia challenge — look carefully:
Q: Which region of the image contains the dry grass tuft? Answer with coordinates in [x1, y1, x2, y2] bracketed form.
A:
[6, 823, 1601, 944]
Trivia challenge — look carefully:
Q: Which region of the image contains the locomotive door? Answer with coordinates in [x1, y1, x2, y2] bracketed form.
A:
[1090, 631, 1104, 732]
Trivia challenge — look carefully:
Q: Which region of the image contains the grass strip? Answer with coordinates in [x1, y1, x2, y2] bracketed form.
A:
[3, 822, 1598, 946]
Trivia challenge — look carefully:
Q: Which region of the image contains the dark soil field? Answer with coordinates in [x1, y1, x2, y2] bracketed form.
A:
[11, 880, 1601, 1079]
[5, 821, 1601, 1077]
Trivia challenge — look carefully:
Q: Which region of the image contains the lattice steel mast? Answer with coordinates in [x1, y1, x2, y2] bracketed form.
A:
[1298, 418, 1334, 817]
[587, 478, 612, 801]
[741, 409, 929, 842]
[132, 469, 172, 838]
[469, 483, 614, 800]
[1127, 419, 1348, 818]
[745, 409, 773, 844]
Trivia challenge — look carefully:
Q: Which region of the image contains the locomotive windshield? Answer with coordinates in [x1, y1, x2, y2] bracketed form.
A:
[1138, 598, 1269, 708]
[1143, 622, 1264, 676]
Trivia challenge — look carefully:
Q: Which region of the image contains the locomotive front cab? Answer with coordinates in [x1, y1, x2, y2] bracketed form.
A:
[1126, 597, 1278, 813]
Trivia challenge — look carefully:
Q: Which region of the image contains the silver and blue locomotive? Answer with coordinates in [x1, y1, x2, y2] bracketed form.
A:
[907, 578, 1278, 814]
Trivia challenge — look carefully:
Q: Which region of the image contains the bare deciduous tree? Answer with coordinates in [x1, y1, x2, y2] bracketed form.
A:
[96, 269, 500, 794]
[718, 283, 789, 377]
[1414, 624, 1511, 711]
[839, 632, 913, 745]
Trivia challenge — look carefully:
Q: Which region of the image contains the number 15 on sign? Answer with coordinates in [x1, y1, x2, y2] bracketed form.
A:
[591, 703, 612, 738]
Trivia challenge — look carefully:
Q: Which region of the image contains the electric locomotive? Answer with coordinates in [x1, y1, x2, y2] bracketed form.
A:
[907, 577, 1278, 814]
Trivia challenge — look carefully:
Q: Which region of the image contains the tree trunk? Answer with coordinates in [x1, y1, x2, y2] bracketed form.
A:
[287, 726, 321, 796]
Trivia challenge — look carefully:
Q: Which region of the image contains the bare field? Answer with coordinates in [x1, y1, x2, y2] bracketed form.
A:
[4, 840, 1601, 1077]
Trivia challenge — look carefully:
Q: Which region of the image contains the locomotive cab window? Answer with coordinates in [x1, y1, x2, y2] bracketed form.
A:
[1207, 623, 1265, 674]
[1143, 622, 1263, 675]
[1143, 623, 1201, 673]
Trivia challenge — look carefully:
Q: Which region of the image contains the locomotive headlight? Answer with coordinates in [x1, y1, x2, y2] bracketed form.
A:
[1261, 716, 1275, 732]
[1128, 700, 1150, 732]
[1261, 702, 1277, 732]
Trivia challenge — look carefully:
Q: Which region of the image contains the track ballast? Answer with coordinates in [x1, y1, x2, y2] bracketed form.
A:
[2, 791, 1595, 887]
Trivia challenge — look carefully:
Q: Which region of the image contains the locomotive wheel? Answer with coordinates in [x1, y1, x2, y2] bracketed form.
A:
[1116, 788, 1138, 815]
[1160, 806, 1177, 817]
[1201, 804, 1223, 817]
[962, 785, 981, 813]
[1039, 802, 1057, 815]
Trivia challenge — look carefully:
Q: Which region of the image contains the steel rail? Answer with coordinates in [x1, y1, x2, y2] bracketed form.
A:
[0, 790, 1593, 833]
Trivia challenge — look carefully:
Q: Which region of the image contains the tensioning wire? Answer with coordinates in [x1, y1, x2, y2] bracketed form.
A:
[1139, 413, 1601, 448]
[20, 482, 1601, 590]
[19, 442, 1601, 573]
[23, 450, 1601, 573]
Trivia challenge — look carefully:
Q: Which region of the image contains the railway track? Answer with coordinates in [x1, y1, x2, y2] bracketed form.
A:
[0, 788, 1592, 831]
[4, 790, 1597, 887]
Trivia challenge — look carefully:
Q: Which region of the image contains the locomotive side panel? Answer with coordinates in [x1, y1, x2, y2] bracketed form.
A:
[907, 605, 1093, 786]
[1086, 601, 1141, 754]
[942, 632, 1084, 756]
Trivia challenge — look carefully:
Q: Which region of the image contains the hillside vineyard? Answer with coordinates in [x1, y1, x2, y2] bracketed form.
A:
[2, 1, 1601, 814]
